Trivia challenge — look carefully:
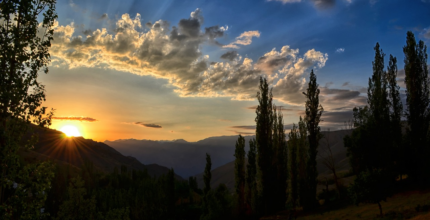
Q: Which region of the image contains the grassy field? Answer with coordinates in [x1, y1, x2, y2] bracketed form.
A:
[299, 190, 430, 220]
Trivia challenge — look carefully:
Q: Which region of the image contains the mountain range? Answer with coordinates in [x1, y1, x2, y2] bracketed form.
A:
[21, 125, 181, 179]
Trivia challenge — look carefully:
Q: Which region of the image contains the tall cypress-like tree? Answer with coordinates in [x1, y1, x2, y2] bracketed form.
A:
[234, 135, 246, 215]
[273, 107, 288, 212]
[287, 124, 299, 210]
[246, 138, 258, 215]
[201, 153, 212, 220]
[297, 117, 309, 208]
[255, 77, 274, 215]
[386, 55, 403, 178]
[403, 31, 430, 182]
[303, 70, 323, 210]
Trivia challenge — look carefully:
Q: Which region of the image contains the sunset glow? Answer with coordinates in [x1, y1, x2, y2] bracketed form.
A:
[60, 125, 81, 137]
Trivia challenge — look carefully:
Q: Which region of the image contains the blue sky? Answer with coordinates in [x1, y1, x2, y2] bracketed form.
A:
[41, 0, 430, 141]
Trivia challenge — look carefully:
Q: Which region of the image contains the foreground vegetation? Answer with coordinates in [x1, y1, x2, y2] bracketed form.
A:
[1, 0, 429, 219]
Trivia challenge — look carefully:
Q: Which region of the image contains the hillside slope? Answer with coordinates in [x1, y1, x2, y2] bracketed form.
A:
[24, 125, 181, 179]
[195, 129, 352, 190]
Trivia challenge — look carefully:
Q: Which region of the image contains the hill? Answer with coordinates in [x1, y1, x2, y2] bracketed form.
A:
[105, 135, 256, 178]
[195, 129, 352, 191]
[22, 125, 181, 179]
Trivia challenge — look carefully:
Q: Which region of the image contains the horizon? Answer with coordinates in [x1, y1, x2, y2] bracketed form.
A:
[40, 0, 430, 142]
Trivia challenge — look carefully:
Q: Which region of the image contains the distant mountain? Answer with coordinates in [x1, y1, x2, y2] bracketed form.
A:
[195, 129, 352, 191]
[24, 125, 181, 179]
[105, 136, 256, 178]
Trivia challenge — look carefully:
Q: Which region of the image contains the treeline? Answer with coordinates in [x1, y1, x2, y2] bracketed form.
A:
[43, 162, 203, 220]
[228, 30, 430, 219]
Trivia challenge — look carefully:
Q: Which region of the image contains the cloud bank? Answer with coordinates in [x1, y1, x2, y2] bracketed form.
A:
[52, 116, 98, 122]
[51, 9, 329, 105]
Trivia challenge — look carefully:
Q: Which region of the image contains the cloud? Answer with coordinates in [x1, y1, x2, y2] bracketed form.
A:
[52, 116, 97, 122]
[99, 13, 108, 21]
[312, 0, 336, 9]
[267, 0, 302, 4]
[342, 82, 349, 87]
[422, 27, 430, 39]
[135, 122, 162, 128]
[51, 9, 328, 105]
[230, 125, 256, 130]
[321, 110, 354, 125]
[255, 46, 299, 74]
[220, 51, 239, 61]
[336, 48, 345, 53]
[223, 31, 261, 49]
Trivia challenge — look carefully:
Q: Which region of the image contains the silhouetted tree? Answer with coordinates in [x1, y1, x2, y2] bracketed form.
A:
[201, 153, 212, 220]
[403, 31, 430, 182]
[234, 135, 246, 216]
[245, 138, 258, 215]
[272, 107, 288, 211]
[303, 70, 323, 210]
[56, 176, 97, 220]
[386, 55, 404, 179]
[348, 169, 391, 217]
[0, 0, 57, 218]
[287, 124, 299, 210]
[255, 77, 275, 215]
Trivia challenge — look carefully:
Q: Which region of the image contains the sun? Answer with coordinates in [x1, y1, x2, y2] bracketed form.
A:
[60, 125, 82, 137]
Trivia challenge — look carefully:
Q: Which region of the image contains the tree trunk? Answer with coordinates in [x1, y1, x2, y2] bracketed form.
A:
[378, 202, 383, 217]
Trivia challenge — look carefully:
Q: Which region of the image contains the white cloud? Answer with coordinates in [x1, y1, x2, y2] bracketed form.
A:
[336, 48, 345, 53]
[267, 0, 302, 3]
[223, 31, 260, 49]
[50, 9, 328, 105]
[422, 27, 430, 39]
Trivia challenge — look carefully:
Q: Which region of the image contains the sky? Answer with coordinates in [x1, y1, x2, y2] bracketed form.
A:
[40, 0, 430, 142]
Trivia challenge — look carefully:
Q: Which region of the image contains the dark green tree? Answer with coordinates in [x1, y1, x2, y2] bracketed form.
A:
[56, 176, 97, 220]
[201, 153, 212, 220]
[348, 169, 391, 217]
[255, 77, 274, 215]
[234, 135, 246, 215]
[303, 70, 323, 210]
[287, 124, 299, 210]
[245, 138, 258, 215]
[273, 107, 288, 212]
[0, 0, 57, 218]
[386, 55, 403, 179]
[297, 117, 309, 208]
[403, 31, 430, 182]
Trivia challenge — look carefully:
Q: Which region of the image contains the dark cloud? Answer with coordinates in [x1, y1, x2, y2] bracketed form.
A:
[342, 82, 350, 87]
[205, 26, 224, 39]
[82, 29, 92, 35]
[99, 13, 108, 20]
[321, 88, 360, 101]
[52, 116, 97, 122]
[135, 122, 162, 128]
[423, 28, 430, 39]
[229, 130, 255, 135]
[220, 51, 239, 61]
[312, 0, 335, 9]
[230, 125, 255, 130]
[321, 111, 354, 124]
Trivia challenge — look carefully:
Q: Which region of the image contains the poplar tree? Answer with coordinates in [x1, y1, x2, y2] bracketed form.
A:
[403, 31, 430, 182]
[234, 135, 246, 215]
[303, 70, 323, 210]
[245, 138, 257, 215]
[201, 153, 212, 220]
[255, 77, 274, 215]
[287, 124, 299, 210]
[273, 107, 288, 211]
[386, 55, 403, 178]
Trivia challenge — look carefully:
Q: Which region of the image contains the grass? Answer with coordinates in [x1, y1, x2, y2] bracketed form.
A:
[299, 190, 430, 220]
